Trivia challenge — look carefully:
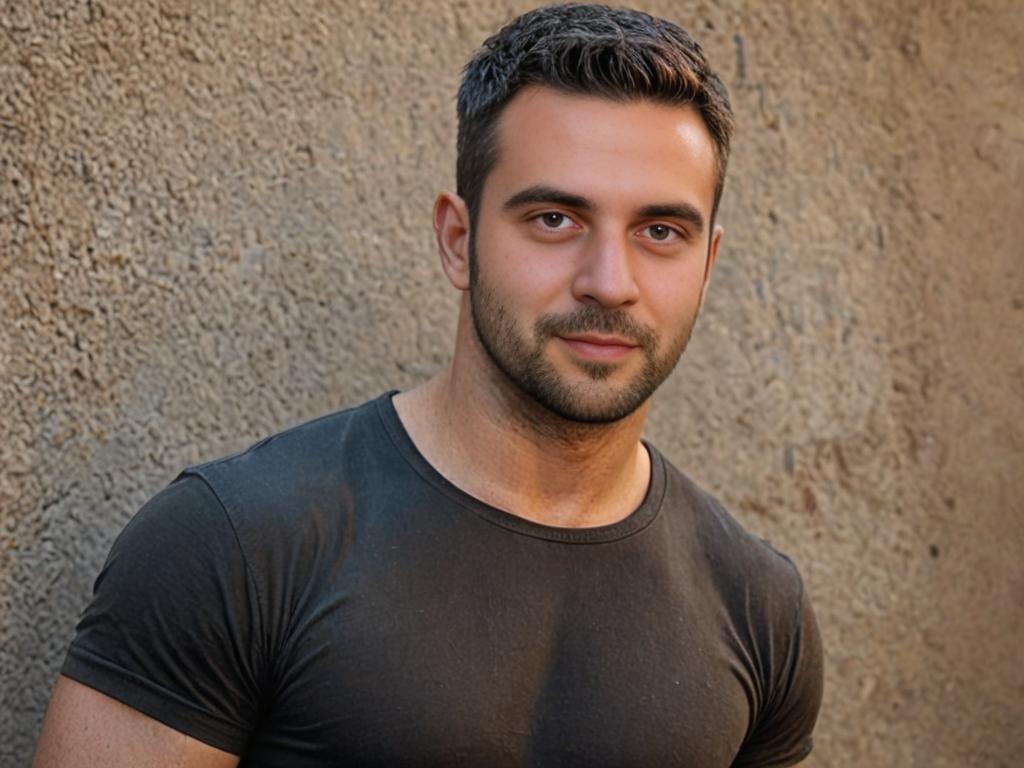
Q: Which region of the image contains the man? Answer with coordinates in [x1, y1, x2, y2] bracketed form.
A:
[34, 4, 823, 766]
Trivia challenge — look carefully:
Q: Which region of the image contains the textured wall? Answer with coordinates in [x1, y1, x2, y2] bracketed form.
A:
[2, 1, 1022, 765]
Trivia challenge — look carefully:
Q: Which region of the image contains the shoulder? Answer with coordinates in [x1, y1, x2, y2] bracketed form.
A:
[655, 450, 824, 762]
[181, 392, 402, 543]
[655, 451, 824, 762]
[653, 449, 814, 692]
[189, 393, 391, 506]
[659, 454, 806, 615]
[170, 392, 398, 583]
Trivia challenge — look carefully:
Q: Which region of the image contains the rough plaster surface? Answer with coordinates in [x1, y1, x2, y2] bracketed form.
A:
[1, 1, 1021, 765]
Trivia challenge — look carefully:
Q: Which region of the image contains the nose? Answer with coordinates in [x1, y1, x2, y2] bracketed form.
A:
[570, 230, 641, 308]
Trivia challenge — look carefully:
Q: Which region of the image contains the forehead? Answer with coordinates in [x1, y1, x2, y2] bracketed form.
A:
[487, 86, 718, 217]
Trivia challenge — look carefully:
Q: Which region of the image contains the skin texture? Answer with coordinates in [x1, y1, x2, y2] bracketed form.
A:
[32, 676, 239, 767]
[467, 87, 720, 427]
[395, 86, 721, 528]
[469, 241, 696, 425]
[33, 86, 723, 764]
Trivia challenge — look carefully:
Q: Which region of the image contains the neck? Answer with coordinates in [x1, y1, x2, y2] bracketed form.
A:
[394, 321, 652, 528]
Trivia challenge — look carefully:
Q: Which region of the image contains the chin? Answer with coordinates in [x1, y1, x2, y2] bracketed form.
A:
[517, 372, 657, 425]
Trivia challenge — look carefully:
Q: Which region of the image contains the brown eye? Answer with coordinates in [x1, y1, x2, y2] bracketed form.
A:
[640, 224, 681, 243]
[541, 212, 567, 228]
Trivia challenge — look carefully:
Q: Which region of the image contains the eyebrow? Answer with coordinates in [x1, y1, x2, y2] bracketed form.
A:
[502, 185, 595, 212]
[637, 203, 705, 235]
[502, 185, 705, 235]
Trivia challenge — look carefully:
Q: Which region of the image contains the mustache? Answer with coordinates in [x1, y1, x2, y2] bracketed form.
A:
[534, 306, 656, 348]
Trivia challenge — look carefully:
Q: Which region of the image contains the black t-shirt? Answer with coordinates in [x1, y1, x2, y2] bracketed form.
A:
[63, 392, 823, 767]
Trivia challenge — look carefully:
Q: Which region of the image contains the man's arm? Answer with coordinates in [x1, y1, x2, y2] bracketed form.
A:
[732, 572, 825, 768]
[33, 675, 239, 768]
[50, 475, 265, 756]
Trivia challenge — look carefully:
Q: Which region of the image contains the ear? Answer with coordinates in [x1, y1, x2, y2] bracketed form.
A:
[433, 191, 472, 291]
[698, 224, 723, 310]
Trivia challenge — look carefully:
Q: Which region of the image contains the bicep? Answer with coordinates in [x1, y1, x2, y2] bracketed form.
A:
[33, 676, 240, 768]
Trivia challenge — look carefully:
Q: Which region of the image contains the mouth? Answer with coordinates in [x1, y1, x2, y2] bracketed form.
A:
[557, 333, 640, 362]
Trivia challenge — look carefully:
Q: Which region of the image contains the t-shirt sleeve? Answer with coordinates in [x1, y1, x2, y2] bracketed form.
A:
[732, 583, 825, 767]
[61, 473, 266, 754]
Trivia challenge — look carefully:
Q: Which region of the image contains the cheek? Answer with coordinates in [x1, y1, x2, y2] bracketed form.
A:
[640, 262, 707, 323]
[484, 240, 578, 307]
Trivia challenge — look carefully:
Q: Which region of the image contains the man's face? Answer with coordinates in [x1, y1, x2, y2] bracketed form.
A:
[467, 86, 721, 424]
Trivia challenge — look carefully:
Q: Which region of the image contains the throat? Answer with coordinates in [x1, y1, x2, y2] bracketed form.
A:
[394, 375, 653, 529]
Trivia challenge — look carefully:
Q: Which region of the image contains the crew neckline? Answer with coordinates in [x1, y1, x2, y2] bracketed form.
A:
[374, 391, 665, 544]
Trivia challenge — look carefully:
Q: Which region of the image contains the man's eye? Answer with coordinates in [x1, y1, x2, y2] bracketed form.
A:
[537, 212, 574, 230]
[641, 224, 682, 242]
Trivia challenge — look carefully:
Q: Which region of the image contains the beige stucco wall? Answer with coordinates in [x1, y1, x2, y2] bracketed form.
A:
[2, 1, 1022, 765]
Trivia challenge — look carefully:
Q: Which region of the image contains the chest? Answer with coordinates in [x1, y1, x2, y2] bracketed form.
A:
[243, 529, 754, 766]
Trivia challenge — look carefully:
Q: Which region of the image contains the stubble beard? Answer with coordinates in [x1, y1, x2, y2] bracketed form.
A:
[468, 241, 698, 426]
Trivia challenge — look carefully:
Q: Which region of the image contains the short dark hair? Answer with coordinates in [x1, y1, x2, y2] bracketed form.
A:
[457, 3, 734, 228]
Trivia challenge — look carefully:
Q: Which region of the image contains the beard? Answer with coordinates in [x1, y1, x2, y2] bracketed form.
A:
[468, 242, 698, 425]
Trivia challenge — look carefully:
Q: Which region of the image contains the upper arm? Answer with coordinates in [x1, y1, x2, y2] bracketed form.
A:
[733, 582, 825, 767]
[54, 474, 267, 755]
[32, 675, 240, 768]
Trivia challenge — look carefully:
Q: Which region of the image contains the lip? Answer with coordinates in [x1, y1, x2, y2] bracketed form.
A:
[558, 334, 639, 362]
